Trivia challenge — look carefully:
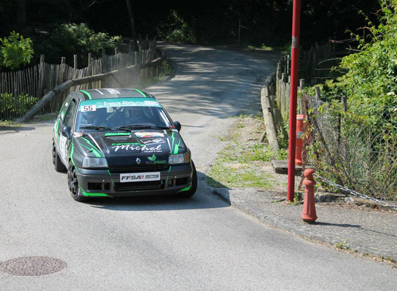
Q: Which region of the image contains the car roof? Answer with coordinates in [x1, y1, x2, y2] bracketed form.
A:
[78, 88, 155, 100]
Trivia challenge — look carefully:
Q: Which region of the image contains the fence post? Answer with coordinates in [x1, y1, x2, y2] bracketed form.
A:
[129, 40, 133, 53]
[38, 54, 45, 98]
[280, 73, 286, 118]
[60, 57, 66, 81]
[286, 55, 290, 75]
[88, 53, 92, 89]
[314, 86, 321, 100]
[342, 95, 347, 112]
[73, 55, 78, 70]
[115, 48, 119, 69]
[102, 49, 107, 73]
[261, 86, 280, 152]
[52, 56, 67, 111]
[299, 78, 305, 90]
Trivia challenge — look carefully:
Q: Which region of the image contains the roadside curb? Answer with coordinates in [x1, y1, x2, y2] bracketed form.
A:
[210, 187, 397, 262]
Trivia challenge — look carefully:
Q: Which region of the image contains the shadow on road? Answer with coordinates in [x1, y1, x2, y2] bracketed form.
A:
[86, 171, 231, 212]
[149, 43, 280, 119]
[314, 222, 361, 228]
[314, 222, 397, 238]
[0, 125, 36, 134]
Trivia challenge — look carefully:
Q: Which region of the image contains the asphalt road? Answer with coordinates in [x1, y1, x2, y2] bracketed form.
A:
[0, 43, 396, 290]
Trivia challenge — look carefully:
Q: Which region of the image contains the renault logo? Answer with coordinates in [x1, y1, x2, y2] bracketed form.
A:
[136, 158, 141, 164]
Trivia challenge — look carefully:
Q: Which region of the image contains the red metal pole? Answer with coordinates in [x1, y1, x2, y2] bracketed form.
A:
[287, 0, 301, 202]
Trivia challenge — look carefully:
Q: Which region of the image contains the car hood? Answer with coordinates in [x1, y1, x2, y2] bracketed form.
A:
[73, 129, 186, 167]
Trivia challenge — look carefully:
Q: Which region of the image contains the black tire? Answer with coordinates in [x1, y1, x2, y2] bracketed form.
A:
[67, 161, 88, 202]
[178, 161, 197, 198]
[52, 139, 67, 172]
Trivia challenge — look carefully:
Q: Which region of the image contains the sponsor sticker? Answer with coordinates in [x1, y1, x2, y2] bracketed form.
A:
[81, 105, 96, 112]
[120, 172, 160, 183]
[135, 132, 164, 138]
[144, 100, 160, 106]
[141, 138, 165, 145]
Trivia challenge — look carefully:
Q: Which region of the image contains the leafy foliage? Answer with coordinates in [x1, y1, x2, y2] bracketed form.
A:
[0, 31, 33, 70]
[0, 0, 383, 49]
[157, 10, 197, 43]
[299, 1, 397, 201]
[34, 23, 122, 67]
[0, 93, 38, 120]
[334, 0, 397, 127]
[303, 0, 397, 134]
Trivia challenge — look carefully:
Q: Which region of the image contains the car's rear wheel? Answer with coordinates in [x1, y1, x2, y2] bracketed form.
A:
[52, 139, 67, 172]
[178, 161, 197, 198]
[67, 161, 88, 202]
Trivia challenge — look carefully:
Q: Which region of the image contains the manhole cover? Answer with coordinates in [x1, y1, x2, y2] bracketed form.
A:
[0, 256, 67, 276]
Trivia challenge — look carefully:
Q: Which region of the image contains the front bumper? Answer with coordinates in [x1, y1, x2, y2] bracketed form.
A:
[76, 163, 193, 198]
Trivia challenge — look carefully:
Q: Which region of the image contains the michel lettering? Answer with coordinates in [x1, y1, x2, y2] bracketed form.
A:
[112, 144, 162, 152]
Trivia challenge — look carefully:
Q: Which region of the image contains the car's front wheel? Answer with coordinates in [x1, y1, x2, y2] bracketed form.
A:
[177, 161, 197, 198]
[67, 161, 88, 202]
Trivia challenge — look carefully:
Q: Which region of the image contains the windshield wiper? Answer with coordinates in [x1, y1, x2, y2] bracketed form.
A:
[80, 125, 111, 131]
[113, 125, 152, 131]
[150, 126, 170, 130]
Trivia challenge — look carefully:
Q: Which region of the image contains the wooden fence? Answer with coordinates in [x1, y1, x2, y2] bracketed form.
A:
[260, 41, 336, 151]
[301, 41, 337, 84]
[271, 41, 336, 128]
[0, 38, 159, 120]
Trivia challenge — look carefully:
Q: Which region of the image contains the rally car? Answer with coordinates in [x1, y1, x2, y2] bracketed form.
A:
[52, 88, 197, 202]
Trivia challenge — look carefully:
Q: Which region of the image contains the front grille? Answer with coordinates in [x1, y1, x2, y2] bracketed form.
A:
[109, 165, 169, 173]
[114, 181, 163, 191]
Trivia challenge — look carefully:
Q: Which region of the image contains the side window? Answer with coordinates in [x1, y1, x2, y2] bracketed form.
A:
[63, 100, 77, 128]
[59, 95, 73, 121]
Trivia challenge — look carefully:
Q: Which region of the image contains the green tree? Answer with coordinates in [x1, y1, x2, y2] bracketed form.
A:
[333, 0, 397, 126]
[0, 31, 33, 70]
[34, 23, 122, 67]
[305, 1, 397, 200]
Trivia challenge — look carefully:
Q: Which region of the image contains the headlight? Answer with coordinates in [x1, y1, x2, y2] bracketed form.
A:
[82, 157, 108, 168]
[168, 152, 190, 164]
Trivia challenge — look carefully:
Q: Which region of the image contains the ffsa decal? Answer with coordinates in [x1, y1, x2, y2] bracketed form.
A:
[120, 172, 160, 183]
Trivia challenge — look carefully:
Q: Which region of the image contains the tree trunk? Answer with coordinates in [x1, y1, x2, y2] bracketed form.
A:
[126, 0, 138, 51]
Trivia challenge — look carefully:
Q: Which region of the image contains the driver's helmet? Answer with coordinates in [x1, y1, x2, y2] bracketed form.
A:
[83, 111, 97, 124]
[126, 107, 144, 120]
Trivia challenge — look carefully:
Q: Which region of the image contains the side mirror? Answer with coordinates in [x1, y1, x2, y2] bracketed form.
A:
[173, 121, 181, 132]
[61, 126, 72, 139]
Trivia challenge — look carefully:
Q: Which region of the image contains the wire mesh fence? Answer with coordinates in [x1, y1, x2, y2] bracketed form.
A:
[302, 95, 397, 203]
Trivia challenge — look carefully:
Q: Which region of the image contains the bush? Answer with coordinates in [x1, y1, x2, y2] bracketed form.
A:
[0, 32, 34, 70]
[306, 101, 397, 201]
[322, 0, 397, 130]
[34, 23, 122, 67]
[300, 1, 397, 201]
[0, 93, 38, 120]
[156, 10, 196, 43]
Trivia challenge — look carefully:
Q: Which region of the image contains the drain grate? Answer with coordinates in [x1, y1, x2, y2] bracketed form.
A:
[0, 256, 67, 276]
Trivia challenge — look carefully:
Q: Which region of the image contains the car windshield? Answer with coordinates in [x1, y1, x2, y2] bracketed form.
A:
[75, 103, 172, 132]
